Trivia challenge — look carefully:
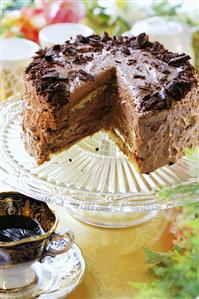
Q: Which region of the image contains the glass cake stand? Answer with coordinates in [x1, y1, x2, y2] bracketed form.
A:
[0, 96, 199, 228]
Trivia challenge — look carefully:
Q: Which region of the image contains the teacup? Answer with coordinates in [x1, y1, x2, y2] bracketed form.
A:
[127, 17, 195, 61]
[0, 192, 74, 290]
[1, 37, 39, 100]
[39, 22, 94, 48]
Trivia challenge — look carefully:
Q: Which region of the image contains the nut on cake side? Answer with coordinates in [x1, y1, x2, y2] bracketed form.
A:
[22, 32, 199, 173]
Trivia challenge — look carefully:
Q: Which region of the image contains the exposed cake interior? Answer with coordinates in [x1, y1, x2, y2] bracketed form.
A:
[45, 76, 115, 157]
[35, 68, 136, 163]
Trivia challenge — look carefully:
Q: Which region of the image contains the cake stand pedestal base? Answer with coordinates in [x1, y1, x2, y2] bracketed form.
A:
[67, 207, 158, 228]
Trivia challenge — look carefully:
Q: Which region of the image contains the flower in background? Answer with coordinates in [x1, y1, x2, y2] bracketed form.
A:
[1, 0, 85, 42]
[20, 7, 46, 42]
[83, 0, 131, 36]
[98, 0, 147, 27]
[42, 0, 85, 24]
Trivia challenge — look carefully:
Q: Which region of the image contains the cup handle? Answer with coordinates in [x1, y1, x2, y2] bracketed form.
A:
[40, 229, 74, 261]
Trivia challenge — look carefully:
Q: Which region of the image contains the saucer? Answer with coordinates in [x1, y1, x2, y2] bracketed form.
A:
[0, 243, 85, 299]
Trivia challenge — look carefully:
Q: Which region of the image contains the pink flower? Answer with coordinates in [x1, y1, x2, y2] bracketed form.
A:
[20, 0, 85, 42]
[40, 0, 85, 24]
[170, 222, 193, 247]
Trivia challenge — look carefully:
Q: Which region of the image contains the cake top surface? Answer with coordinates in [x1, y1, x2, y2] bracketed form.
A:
[25, 32, 197, 113]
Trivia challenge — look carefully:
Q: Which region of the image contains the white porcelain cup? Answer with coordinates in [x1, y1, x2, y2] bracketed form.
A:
[124, 17, 194, 62]
[1, 37, 39, 100]
[39, 23, 94, 48]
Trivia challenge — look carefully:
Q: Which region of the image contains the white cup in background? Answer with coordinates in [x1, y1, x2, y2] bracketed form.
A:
[39, 23, 94, 48]
[124, 17, 195, 62]
[1, 37, 39, 100]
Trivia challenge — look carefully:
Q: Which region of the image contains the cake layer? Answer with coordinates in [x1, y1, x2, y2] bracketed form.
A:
[23, 76, 115, 163]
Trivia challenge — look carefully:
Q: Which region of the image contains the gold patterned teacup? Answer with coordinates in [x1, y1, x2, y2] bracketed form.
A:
[0, 192, 74, 290]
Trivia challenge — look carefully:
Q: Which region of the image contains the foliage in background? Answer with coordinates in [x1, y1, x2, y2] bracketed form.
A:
[0, 0, 85, 41]
[152, 0, 182, 18]
[152, 0, 199, 27]
[193, 31, 199, 73]
[82, 0, 130, 35]
[132, 202, 199, 299]
[1, 0, 199, 39]
[83, 0, 199, 34]
[1, 0, 34, 17]
[132, 149, 199, 299]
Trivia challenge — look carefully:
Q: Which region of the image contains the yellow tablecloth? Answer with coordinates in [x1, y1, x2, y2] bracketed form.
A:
[55, 206, 174, 299]
[0, 184, 173, 298]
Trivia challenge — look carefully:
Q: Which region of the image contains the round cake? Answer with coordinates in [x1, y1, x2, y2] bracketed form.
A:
[23, 32, 199, 173]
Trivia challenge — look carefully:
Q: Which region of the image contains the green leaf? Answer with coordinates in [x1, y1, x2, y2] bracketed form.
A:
[152, 0, 182, 17]
[129, 282, 143, 289]
[111, 17, 129, 36]
[143, 247, 171, 265]
[152, 266, 167, 276]
[134, 208, 199, 298]
[1, 0, 36, 18]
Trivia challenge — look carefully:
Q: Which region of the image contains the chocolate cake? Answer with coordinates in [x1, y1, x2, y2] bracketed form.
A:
[22, 32, 199, 173]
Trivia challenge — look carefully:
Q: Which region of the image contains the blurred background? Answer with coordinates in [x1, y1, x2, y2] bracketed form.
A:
[1, 3, 199, 298]
[1, 0, 199, 99]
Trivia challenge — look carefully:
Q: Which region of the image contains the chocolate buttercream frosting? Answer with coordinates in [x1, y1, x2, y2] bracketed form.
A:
[25, 32, 197, 112]
[23, 32, 199, 173]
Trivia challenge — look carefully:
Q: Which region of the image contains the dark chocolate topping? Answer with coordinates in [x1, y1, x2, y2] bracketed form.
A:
[136, 32, 149, 48]
[53, 44, 61, 52]
[168, 54, 191, 66]
[127, 58, 137, 65]
[101, 32, 110, 42]
[164, 79, 192, 100]
[122, 47, 131, 55]
[25, 32, 197, 112]
[76, 35, 89, 43]
[77, 69, 95, 81]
